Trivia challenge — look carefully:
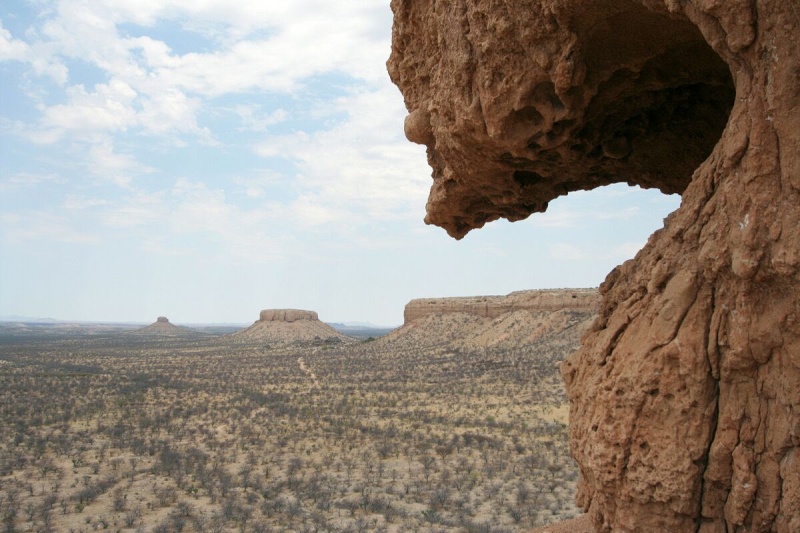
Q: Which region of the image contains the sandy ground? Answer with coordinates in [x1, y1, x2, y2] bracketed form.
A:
[529, 514, 593, 533]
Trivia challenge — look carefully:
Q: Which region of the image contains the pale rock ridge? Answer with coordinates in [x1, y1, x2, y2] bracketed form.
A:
[388, 1, 800, 531]
[403, 289, 599, 325]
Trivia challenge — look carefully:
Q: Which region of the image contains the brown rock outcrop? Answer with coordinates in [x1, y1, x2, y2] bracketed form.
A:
[389, 1, 799, 532]
[404, 289, 599, 325]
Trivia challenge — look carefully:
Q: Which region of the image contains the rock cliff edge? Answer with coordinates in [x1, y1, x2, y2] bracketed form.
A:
[388, 1, 799, 531]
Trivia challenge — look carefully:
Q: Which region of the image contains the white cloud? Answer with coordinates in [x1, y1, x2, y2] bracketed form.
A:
[2, 2, 430, 263]
[36, 80, 138, 142]
[6, 0, 397, 184]
[0, 22, 30, 61]
[137, 88, 210, 139]
[255, 83, 430, 228]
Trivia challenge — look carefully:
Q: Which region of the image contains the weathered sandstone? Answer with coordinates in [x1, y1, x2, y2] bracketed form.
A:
[389, 1, 799, 531]
[404, 288, 598, 325]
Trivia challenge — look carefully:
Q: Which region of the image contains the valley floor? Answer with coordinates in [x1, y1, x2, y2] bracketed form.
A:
[0, 327, 584, 532]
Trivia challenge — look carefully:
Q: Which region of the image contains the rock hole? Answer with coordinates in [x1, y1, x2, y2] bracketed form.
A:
[531, 81, 565, 111]
[514, 105, 544, 126]
[577, 9, 735, 196]
[513, 170, 544, 188]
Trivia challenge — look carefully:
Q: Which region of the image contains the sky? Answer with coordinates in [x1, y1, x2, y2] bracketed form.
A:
[0, 1, 681, 326]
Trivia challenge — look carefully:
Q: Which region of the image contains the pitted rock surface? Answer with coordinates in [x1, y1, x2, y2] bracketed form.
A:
[389, 1, 799, 531]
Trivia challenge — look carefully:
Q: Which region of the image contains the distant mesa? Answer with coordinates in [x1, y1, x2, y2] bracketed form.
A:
[259, 309, 318, 323]
[383, 288, 600, 352]
[231, 309, 354, 345]
[403, 288, 600, 325]
[130, 316, 201, 337]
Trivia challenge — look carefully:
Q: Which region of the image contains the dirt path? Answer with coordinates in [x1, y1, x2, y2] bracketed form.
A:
[297, 357, 320, 390]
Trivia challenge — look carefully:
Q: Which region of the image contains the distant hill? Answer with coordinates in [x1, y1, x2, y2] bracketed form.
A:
[126, 317, 206, 338]
[229, 309, 356, 345]
[0, 320, 140, 339]
[0, 315, 60, 323]
[327, 323, 397, 339]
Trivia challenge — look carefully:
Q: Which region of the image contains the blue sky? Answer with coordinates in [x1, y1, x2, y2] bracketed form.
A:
[0, 1, 681, 326]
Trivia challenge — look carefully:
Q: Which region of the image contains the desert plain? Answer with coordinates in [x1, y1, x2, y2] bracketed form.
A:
[0, 296, 593, 533]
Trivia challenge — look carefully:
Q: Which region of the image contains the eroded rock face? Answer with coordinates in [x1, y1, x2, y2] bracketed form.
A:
[404, 288, 598, 325]
[258, 309, 319, 323]
[389, 1, 799, 531]
[156, 316, 169, 323]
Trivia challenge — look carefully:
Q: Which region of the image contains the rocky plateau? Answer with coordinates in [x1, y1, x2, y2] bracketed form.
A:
[230, 309, 354, 345]
[403, 288, 599, 324]
[386, 289, 597, 357]
[389, 0, 799, 531]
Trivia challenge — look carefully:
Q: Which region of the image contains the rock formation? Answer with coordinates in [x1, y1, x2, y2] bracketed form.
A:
[388, 1, 799, 531]
[132, 317, 199, 337]
[404, 288, 598, 324]
[231, 309, 353, 345]
[390, 289, 597, 353]
[259, 309, 318, 322]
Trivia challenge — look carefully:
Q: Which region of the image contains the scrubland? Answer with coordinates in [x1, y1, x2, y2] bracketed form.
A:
[0, 319, 585, 533]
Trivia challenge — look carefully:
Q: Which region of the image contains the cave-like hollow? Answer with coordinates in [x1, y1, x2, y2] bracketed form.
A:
[500, 6, 737, 219]
[395, 2, 737, 239]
